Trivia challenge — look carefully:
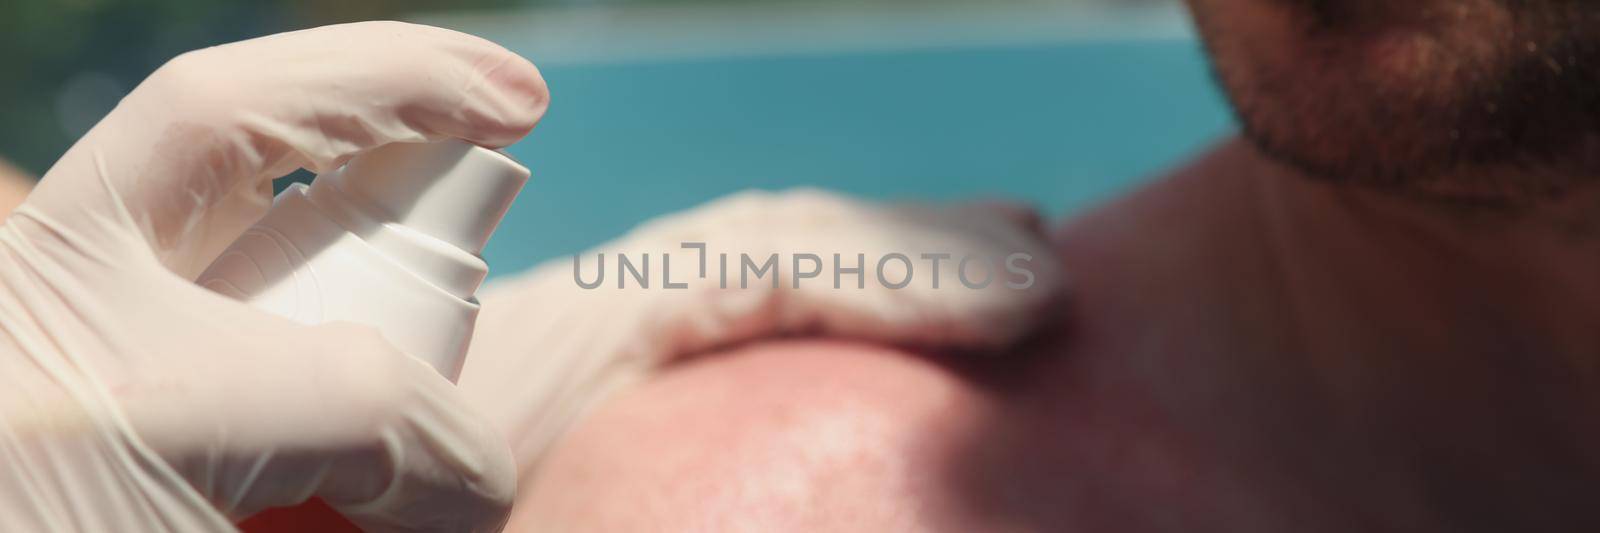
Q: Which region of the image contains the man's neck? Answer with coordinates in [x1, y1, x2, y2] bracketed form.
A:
[1249, 138, 1600, 355]
[1058, 137, 1600, 374]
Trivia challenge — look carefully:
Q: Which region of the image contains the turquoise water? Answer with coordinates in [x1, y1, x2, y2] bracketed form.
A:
[485, 39, 1237, 275]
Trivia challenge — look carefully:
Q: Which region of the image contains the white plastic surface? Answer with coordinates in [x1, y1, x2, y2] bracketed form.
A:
[323, 140, 530, 256]
[196, 140, 532, 381]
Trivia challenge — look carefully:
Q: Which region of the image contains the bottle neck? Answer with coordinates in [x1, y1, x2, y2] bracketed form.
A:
[318, 141, 529, 256]
[300, 180, 488, 300]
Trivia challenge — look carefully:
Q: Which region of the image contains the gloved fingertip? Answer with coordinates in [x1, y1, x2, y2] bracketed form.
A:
[467, 51, 551, 149]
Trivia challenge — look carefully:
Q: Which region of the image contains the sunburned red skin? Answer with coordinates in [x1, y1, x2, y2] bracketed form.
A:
[513, 139, 1600, 532]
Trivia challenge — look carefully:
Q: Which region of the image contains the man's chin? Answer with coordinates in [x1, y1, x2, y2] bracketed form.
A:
[1193, 0, 1600, 196]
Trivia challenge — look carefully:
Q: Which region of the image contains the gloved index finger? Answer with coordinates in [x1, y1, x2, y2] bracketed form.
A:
[15, 21, 549, 279]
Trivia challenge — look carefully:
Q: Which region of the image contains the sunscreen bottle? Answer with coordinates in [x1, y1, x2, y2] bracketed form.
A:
[196, 140, 529, 381]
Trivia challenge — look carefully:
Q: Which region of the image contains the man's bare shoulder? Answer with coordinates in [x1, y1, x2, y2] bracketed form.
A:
[515, 339, 1011, 532]
[514, 337, 1217, 532]
[510, 140, 1284, 532]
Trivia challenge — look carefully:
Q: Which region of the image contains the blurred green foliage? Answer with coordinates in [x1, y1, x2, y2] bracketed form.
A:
[0, 0, 529, 176]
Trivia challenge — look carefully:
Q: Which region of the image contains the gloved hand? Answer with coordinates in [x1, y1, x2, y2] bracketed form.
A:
[0, 21, 547, 532]
[459, 188, 1066, 501]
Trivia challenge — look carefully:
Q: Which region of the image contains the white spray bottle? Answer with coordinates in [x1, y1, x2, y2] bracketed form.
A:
[196, 140, 530, 381]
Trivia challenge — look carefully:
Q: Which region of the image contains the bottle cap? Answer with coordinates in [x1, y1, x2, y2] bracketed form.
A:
[321, 140, 530, 255]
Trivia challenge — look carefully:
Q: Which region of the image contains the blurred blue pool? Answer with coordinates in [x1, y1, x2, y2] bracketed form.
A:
[472, 25, 1236, 276]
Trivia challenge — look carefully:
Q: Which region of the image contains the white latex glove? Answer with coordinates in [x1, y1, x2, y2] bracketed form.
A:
[460, 189, 1065, 491]
[0, 22, 547, 532]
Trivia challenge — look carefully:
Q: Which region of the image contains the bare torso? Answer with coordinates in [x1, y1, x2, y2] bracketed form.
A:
[973, 139, 1600, 531]
[517, 139, 1600, 532]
